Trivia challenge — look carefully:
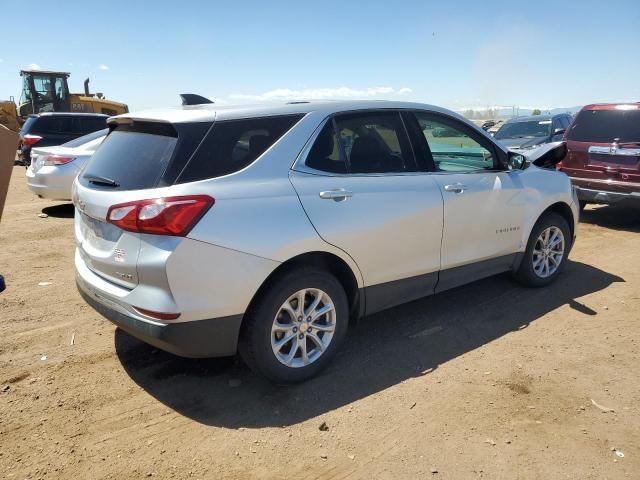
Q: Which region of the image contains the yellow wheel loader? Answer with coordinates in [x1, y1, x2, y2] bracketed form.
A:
[0, 99, 20, 132]
[0, 69, 128, 131]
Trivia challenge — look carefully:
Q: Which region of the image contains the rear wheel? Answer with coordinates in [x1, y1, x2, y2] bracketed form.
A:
[514, 212, 570, 287]
[239, 268, 349, 383]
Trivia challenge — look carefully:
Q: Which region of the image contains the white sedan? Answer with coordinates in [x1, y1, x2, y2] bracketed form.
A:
[26, 128, 106, 201]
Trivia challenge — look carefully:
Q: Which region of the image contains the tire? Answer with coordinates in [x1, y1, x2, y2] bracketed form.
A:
[513, 212, 571, 287]
[239, 267, 349, 383]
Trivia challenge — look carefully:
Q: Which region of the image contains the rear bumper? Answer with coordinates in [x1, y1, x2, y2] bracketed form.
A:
[26, 164, 76, 200]
[575, 186, 640, 207]
[77, 278, 243, 358]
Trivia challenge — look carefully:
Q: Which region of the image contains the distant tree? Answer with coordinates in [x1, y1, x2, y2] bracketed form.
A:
[463, 109, 476, 119]
[532, 109, 542, 115]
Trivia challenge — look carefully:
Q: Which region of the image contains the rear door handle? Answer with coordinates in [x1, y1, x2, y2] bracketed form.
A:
[319, 189, 353, 201]
[443, 183, 467, 193]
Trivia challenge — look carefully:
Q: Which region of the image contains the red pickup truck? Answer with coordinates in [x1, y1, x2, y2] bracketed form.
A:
[560, 103, 640, 210]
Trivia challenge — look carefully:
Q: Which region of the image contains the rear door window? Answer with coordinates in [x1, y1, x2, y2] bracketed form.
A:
[306, 121, 347, 173]
[335, 112, 416, 174]
[567, 109, 640, 143]
[177, 114, 303, 183]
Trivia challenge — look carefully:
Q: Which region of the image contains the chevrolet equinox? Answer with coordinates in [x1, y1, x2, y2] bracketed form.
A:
[74, 101, 578, 383]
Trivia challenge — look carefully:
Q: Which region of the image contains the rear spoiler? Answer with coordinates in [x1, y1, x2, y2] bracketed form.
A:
[180, 94, 214, 106]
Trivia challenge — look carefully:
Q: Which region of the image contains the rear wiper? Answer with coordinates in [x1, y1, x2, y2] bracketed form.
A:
[84, 174, 120, 187]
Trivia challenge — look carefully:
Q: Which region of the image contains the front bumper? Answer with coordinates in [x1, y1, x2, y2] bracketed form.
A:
[575, 186, 640, 208]
[76, 277, 243, 358]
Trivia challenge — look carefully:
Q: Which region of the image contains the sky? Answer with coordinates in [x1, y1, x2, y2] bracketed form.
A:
[1, 0, 639, 112]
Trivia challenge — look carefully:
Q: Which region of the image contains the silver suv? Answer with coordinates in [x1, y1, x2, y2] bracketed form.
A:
[74, 101, 579, 383]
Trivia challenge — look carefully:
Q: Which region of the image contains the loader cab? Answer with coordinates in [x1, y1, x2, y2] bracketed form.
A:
[18, 70, 71, 119]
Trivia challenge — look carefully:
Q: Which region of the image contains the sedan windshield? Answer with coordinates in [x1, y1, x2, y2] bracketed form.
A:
[495, 120, 551, 140]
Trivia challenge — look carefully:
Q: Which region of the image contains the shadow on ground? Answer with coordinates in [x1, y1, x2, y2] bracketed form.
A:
[580, 205, 640, 233]
[42, 203, 74, 218]
[115, 260, 623, 428]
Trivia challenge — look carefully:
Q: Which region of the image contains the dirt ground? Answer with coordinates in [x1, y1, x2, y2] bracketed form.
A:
[1, 165, 639, 479]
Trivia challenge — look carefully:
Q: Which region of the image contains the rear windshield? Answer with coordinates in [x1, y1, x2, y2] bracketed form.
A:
[62, 128, 108, 148]
[23, 115, 107, 135]
[494, 120, 551, 139]
[80, 122, 189, 191]
[568, 109, 640, 143]
[79, 114, 302, 191]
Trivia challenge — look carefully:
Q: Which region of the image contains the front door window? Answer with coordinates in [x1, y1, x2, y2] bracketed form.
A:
[415, 113, 496, 172]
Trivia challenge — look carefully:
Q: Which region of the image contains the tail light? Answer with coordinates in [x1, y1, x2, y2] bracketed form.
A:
[43, 155, 75, 166]
[23, 134, 42, 146]
[107, 195, 214, 236]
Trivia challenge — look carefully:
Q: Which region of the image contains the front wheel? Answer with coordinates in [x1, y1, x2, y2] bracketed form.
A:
[513, 212, 571, 287]
[239, 268, 349, 383]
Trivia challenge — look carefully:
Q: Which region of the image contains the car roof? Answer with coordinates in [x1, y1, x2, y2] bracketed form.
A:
[108, 100, 465, 124]
[504, 114, 559, 123]
[580, 102, 640, 111]
[30, 112, 108, 118]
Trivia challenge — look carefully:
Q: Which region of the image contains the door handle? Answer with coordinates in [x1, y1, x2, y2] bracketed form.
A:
[443, 183, 467, 193]
[319, 189, 353, 201]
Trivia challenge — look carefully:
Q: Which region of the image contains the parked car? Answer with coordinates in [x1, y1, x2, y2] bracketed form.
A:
[26, 128, 107, 200]
[494, 113, 572, 151]
[481, 119, 503, 132]
[559, 103, 640, 209]
[73, 100, 578, 383]
[18, 112, 107, 166]
[432, 125, 466, 137]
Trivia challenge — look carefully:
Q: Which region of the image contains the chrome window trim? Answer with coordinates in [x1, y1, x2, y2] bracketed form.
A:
[291, 108, 509, 177]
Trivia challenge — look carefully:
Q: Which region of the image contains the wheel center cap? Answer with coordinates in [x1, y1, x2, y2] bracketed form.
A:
[300, 322, 309, 333]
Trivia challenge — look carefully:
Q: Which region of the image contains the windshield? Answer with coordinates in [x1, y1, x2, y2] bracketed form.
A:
[495, 120, 551, 139]
[62, 128, 108, 148]
[567, 109, 640, 143]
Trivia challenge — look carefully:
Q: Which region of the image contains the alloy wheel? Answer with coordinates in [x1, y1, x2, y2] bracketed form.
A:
[271, 288, 336, 368]
[532, 226, 565, 278]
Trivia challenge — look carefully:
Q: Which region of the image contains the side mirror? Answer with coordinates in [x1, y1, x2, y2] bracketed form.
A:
[507, 152, 528, 170]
